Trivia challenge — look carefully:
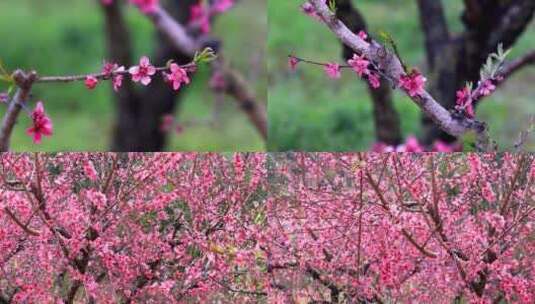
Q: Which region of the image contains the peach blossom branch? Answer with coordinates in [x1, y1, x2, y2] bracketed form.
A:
[308, 0, 490, 148]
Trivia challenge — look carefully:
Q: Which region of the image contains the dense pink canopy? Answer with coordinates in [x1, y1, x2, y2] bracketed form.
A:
[1, 153, 534, 303]
[0, 153, 267, 303]
[266, 153, 535, 304]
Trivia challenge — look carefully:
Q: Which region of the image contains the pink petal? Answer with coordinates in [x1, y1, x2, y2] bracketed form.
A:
[129, 66, 140, 75]
[140, 56, 150, 66]
[141, 76, 152, 86]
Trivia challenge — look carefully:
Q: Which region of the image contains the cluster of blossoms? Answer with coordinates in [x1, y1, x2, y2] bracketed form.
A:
[84, 56, 193, 92]
[189, 0, 235, 33]
[1, 0, 236, 148]
[455, 79, 498, 118]
[289, 31, 428, 93]
[267, 153, 535, 303]
[26, 101, 53, 144]
[454, 43, 507, 118]
[297, 2, 511, 121]
[347, 32, 381, 88]
[398, 68, 427, 97]
[371, 135, 462, 152]
[21, 56, 193, 145]
[0, 153, 268, 303]
[85, 62, 125, 91]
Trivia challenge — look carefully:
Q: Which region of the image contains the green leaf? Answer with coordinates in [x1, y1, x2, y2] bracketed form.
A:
[377, 30, 408, 73]
[327, 0, 337, 13]
[193, 47, 217, 64]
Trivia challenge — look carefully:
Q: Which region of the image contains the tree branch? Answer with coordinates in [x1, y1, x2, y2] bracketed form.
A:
[146, 5, 267, 140]
[3, 207, 40, 236]
[0, 70, 37, 152]
[308, 0, 489, 147]
[501, 49, 535, 79]
[335, 0, 401, 145]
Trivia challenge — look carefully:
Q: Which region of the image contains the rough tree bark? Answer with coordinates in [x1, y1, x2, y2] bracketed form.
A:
[335, 0, 402, 146]
[417, 0, 535, 144]
[103, 0, 195, 151]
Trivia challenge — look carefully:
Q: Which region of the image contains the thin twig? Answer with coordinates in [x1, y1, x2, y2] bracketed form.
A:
[36, 63, 196, 84]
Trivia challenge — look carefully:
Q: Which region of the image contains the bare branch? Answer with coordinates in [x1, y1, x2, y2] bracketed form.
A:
[501, 49, 535, 80]
[3, 207, 40, 236]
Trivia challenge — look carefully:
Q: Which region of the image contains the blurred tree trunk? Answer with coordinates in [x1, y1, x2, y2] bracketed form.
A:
[417, 0, 535, 145]
[103, 0, 195, 151]
[336, 0, 402, 146]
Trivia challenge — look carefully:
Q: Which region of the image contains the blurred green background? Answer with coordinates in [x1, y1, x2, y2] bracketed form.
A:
[0, 0, 266, 151]
[268, 0, 535, 151]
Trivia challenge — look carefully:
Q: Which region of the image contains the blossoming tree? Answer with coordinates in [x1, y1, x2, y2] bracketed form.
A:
[290, 0, 535, 152]
[0, 0, 267, 151]
[0, 153, 268, 303]
[266, 153, 535, 303]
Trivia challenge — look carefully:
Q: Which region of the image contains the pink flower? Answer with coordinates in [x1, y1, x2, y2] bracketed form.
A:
[213, 0, 234, 13]
[27, 101, 53, 144]
[347, 53, 381, 88]
[324, 63, 341, 79]
[481, 182, 496, 202]
[129, 0, 158, 13]
[479, 80, 496, 96]
[403, 136, 424, 152]
[85, 76, 98, 90]
[129, 56, 156, 86]
[368, 73, 380, 89]
[433, 140, 461, 152]
[83, 161, 98, 181]
[358, 30, 368, 40]
[112, 73, 124, 92]
[399, 69, 426, 97]
[288, 56, 299, 71]
[190, 3, 211, 33]
[347, 53, 370, 77]
[163, 63, 190, 91]
[102, 62, 118, 77]
[456, 87, 474, 118]
[101, 62, 124, 91]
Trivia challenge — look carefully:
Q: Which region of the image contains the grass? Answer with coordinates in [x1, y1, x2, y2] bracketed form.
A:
[267, 0, 535, 151]
[0, 0, 266, 151]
